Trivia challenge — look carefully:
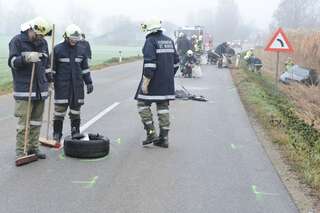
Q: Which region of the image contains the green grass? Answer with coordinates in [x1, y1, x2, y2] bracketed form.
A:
[90, 44, 141, 66]
[232, 63, 320, 193]
[0, 35, 10, 86]
[0, 35, 141, 90]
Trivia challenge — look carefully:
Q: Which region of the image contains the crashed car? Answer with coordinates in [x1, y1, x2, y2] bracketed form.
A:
[280, 65, 319, 86]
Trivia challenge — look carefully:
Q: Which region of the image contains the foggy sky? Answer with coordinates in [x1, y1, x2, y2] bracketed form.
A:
[1, 0, 281, 30]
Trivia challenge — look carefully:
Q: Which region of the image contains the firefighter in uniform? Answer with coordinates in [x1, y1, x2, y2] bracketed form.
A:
[79, 33, 92, 63]
[176, 32, 192, 61]
[215, 42, 229, 68]
[8, 17, 52, 160]
[135, 19, 179, 148]
[285, 57, 294, 71]
[52, 25, 93, 143]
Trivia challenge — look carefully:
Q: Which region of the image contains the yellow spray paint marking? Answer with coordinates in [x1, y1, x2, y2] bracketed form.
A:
[72, 176, 99, 189]
[116, 138, 122, 144]
[251, 185, 279, 201]
[59, 151, 65, 160]
[230, 144, 244, 150]
[231, 144, 237, 150]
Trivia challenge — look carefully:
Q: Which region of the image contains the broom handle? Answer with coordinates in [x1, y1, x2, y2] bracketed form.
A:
[45, 24, 55, 140]
[23, 63, 36, 155]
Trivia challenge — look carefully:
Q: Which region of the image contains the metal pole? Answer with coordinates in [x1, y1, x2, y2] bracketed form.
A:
[275, 52, 280, 92]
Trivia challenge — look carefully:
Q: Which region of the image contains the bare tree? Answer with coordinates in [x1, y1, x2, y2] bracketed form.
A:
[213, 0, 240, 42]
[185, 9, 214, 28]
[273, 0, 320, 29]
[64, 0, 93, 35]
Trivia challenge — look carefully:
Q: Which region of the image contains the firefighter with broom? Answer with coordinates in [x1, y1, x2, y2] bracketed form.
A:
[8, 17, 53, 166]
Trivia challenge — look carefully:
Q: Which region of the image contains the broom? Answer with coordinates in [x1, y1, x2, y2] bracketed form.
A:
[16, 63, 38, 166]
[39, 24, 60, 148]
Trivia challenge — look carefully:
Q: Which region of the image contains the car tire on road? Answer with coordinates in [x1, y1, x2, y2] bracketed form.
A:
[64, 135, 110, 159]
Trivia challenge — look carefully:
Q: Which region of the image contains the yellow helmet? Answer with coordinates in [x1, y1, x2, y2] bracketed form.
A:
[64, 24, 82, 41]
[141, 18, 162, 35]
[21, 17, 52, 36]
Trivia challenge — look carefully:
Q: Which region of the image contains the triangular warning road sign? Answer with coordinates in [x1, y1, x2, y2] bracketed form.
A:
[265, 28, 293, 52]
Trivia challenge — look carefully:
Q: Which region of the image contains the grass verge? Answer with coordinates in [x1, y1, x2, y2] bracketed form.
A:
[0, 56, 142, 95]
[0, 81, 13, 96]
[91, 56, 142, 70]
[231, 66, 320, 196]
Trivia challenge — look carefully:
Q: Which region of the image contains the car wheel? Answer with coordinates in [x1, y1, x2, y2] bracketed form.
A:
[64, 135, 110, 159]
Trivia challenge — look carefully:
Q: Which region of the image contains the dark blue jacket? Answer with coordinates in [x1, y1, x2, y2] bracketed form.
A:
[177, 36, 192, 55]
[215, 43, 228, 57]
[135, 31, 179, 101]
[8, 32, 50, 100]
[53, 41, 92, 106]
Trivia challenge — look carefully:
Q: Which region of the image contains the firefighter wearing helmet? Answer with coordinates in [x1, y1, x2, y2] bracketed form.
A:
[135, 19, 180, 148]
[52, 24, 94, 145]
[8, 17, 53, 163]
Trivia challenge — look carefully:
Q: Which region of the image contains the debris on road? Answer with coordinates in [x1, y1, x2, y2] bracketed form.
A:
[175, 86, 208, 102]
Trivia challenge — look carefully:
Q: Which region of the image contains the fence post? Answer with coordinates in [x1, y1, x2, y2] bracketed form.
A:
[119, 50, 122, 63]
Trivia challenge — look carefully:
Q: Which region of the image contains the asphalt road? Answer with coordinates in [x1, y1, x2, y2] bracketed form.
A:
[0, 62, 298, 213]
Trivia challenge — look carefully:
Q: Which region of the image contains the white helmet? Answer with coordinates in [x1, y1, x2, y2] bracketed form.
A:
[198, 35, 203, 41]
[250, 47, 254, 51]
[179, 32, 184, 38]
[141, 18, 162, 35]
[64, 24, 82, 41]
[21, 17, 52, 36]
[187, 50, 193, 56]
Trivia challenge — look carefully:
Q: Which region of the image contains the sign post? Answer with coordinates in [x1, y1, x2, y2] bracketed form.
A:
[265, 28, 294, 92]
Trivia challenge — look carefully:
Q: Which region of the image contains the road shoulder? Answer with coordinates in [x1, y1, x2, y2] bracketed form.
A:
[230, 68, 319, 213]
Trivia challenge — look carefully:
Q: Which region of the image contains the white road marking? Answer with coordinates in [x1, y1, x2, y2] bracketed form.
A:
[57, 102, 120, 151]
[56, 102, 120, 150]
[80, 102, 120, 133]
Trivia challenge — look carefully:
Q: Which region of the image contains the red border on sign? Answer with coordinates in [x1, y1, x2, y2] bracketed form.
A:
[265, 28, 294, 52]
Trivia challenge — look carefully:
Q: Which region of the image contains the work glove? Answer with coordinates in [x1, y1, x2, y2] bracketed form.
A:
[86, 84, 94, 94]
[23, 52, 43, 63]
[141, 76, 151, 94]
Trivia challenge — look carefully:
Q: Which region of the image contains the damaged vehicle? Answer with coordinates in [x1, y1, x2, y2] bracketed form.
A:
[280, 65, 319, 86]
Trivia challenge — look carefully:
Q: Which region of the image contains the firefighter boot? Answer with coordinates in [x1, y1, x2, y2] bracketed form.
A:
[28, 149, 46, 159]
[53, 120, 63, 144]
[71, 119, 81, 137]
[154, 129, 169, 148]
[142, 123, 158, 146]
